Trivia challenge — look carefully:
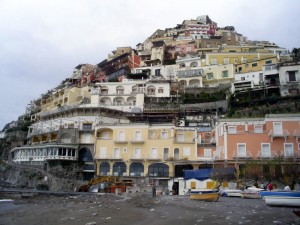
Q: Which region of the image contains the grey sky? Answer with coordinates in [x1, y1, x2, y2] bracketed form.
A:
[0, 0, 299, 129]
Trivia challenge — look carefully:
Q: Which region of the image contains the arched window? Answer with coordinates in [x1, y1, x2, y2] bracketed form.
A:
[113, 162, 126, 176]
[174, 148, 180, 160]
[190, 61, 198, 67]
[78, 148, 93, 162]
[148, 163, 169, 177]
[129, 162, 144, 176]
[100, 162, 110, 175]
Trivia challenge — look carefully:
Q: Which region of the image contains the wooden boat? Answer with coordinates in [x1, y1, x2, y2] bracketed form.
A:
[260, 190, 300, 198]
[241, 187, 264, 199]
[190, 188, 218, 194]
[264, 196, 300, 207]
[241, 191, 260, 199]
[190, 192, 220, 202]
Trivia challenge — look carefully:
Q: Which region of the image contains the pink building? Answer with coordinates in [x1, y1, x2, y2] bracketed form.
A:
[206, 114, 300, 180]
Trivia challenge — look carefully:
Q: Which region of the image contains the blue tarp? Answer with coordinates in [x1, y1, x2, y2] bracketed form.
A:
[184, 168, 236, 180]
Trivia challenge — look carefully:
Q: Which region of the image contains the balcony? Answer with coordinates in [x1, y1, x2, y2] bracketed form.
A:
[269, 129, 289, 142]
[173, 138, 194, 144]
[146, 154, 161, 161]
[256, 151, 277, 159]
[130, 138, 145, 144]
[277, 151, 300, 160]
[293, 129, 300, 141]
[232, 151, 252, 160]
[129, 154, 144, 161]
[97, 154, 122, 160]
[113, 139, 128, 144]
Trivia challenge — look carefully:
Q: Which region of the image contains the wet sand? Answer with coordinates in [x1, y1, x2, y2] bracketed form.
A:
[0, 193, 300, 225]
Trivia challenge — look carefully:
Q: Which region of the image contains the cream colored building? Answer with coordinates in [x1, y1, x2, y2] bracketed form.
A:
[35, 86, 91, 114]
[175, 54, 234, 88]
[90, 79, 171, 112]
[94, 124, 198, 178]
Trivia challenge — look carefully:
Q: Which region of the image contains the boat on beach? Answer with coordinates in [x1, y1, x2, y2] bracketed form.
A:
[190, 188, 218, 194]
[220, 189, 242, 197]
[264, 196, 300, 207]
[190, 192, 220, 202]
[260, 190, 300, 198]
[241, 187, 264, 199]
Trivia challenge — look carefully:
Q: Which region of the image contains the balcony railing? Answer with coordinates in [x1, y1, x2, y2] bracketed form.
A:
[146, 154, 161, 161]
[269, 129, 289, 142]
[113, 139, 128, 144]
[277, 151, 300, 159]
[173, 138, 194, 144]
[232, 151, 252, 159]
[130, 138, 145, 144]
[129, 154, 144, 160]
[256, 151, 277, 159]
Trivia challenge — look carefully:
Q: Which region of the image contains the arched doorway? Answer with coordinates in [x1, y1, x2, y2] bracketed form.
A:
[129, 162, 144, 176]
[148, 163, 169, 177]
[78, 148, 93, 162]
[113, 162, 126, 176]
[100, 162, 110, 175]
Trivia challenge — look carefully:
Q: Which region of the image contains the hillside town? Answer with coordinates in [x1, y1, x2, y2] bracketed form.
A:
[1, 15, 300, 194]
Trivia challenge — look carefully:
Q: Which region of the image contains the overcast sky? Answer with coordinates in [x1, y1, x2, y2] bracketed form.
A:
[0, 0, 299, 130]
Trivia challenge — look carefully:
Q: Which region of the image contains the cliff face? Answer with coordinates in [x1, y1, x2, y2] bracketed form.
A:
[0, 160, 82, 191]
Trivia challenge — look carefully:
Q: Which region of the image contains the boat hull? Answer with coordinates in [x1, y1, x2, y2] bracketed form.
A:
[264, 196, 300, 207]
[190, 193, 220, 202]
[260, 191, 300, 198]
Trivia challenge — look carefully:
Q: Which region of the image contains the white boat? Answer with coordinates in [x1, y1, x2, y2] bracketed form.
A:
[264, 196, 300, 207]
[220, 189, 242, 197]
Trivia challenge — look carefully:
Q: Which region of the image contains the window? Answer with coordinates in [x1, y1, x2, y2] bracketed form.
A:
[186, 46, 192, 52]
[228, 126, 236, 134]
[204, 149, 212, 157]
[254, 125, 263, 133]
[261, 143, 271, 157]
[155, 69, 161, 76]
[134, 148, 141, 158]
[224, 58, 229, 65]
[135, 131, 142, 141]
[211, 58, 217, 65]
[284, 143, 294, 157]
[206, 43, 211, 48]
[114, 148, 120, 158]
[174, 148, 180, 160]
[288, 71, 296, 82]
[183, 147, 190, 156]
[158, 88, 164, 93]
[161, 131, 167, 139]
[273, 122, 283, 135]
[151, 148, 158, 159]
[118, 130, 125, 141]
[163, 148, 169, 160]
[237, 143, 246, 157]
[252, 63, 257, 67]
[82, 123, 92, 131]
[100, 147, 106, 158]
[265, 60, 272, 64]
[101, 131, 109, 139]
[177, 133, 184, 142]
[222, 70, 228, 78]
[207, 72, 214, 80]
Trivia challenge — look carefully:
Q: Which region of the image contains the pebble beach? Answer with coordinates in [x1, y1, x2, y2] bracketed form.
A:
[1, 192, 300, 225]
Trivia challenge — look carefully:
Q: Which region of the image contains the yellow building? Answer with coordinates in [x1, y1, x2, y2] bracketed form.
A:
[36, 86, 91, 113]
[204, 52, 278, 74]
[94, 124, 198, 178]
